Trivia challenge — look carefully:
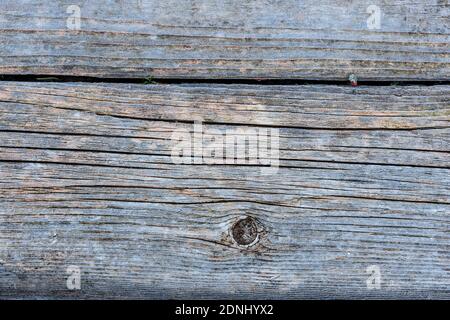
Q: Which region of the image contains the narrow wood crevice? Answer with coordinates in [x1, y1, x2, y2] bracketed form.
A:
[5, 193, 449, 206]
[1, 74, 450, 86]
[1, 156, 448, 170]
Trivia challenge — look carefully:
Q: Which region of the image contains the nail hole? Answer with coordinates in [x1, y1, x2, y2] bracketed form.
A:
[231, 217, 258, 246]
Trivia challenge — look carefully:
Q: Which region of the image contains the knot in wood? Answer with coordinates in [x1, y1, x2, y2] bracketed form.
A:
[231, 217, 258, 246]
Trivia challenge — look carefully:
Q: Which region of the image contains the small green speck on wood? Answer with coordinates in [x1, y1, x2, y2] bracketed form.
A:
[143, 76, 157, 84]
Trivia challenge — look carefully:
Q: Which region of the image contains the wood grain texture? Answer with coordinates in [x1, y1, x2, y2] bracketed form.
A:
[0, 82, 449, 299]
[0, 0, 449, 80]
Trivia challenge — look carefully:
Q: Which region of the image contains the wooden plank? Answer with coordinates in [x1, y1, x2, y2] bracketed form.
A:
[0, 0, 449, 80]
[0, 82, 449, 299]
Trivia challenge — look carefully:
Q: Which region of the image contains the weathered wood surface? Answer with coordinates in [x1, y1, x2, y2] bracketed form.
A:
[0, 0, 449, 80]
[0, 82, 448, 299]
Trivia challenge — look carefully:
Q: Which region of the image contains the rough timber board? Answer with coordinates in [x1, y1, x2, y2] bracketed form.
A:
[0, 0, 449, 80]
[0, 82, 448, 299]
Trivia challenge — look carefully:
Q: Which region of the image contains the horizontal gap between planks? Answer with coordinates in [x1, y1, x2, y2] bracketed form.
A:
[0, 74, 449, 86]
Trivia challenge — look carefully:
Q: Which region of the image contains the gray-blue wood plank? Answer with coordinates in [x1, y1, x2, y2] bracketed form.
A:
[0, 0, 448, 80]
[0, 82, 448, 299]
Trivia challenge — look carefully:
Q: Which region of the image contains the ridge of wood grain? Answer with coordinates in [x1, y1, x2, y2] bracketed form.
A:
[0, 0, 449, 80]
[0, 82, 448, 299]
